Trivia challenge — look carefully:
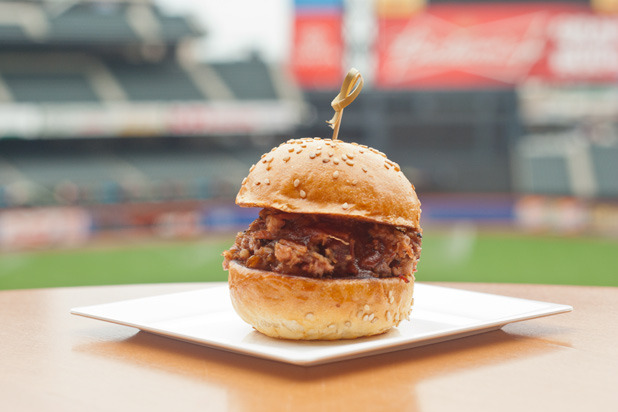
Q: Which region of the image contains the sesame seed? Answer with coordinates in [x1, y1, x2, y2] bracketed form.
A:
[255, 181, 261, 186]
[288, 147, 294, 152]
[261, 154, 266, 159]
[328, 324, 336, 329]
[305, 312, 314, 320]
[300, 190, 306, 198]
[241, 178, 247, 185]
[283, 155, 290, 162]
[296, 148, 302, 154]
[333, 171, 339, 179]
[364, 304, 370, 312]
[342, 202, 349, 210]
[352, 180, 357, 185]
[359, 149, 364, 154]
[333, 159, 339, 165]
[309, 152, 316, 159]
[328, 152, 334, 157]
[362, 167, 367, 173]
[266, 165, 272, 171]
[345, 321, 351, 327]
[386, 311, 393, 321]
[346, 153, 354, 159]
[346, 161, 354, 166]
[301, 144, 307, 148]
[363, 314, 370, 322]
[264, 178, 270, 185]
[384, 163, 390, 169]
[249, 164, 256, 172]
[394, 166, 401, 172]
[317, 146, 322, 150]
[371, 317, 378, 323]
[357, 310, 364, 318]
[283, 320, 301, 332]
[293, 179, 300, 187]
[322, 158, 330, 163]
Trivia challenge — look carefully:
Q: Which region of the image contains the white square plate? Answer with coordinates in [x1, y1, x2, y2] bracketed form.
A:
[71, 284, 572, 366]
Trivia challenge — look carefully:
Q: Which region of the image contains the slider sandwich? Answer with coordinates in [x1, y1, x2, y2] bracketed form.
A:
[222, 69, 422, 340]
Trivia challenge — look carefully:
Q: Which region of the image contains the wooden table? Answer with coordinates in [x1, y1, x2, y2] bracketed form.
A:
[1, 282, 616, 411]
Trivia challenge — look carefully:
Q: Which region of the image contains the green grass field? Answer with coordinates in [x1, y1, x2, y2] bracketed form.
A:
[1, 229, 617, 290]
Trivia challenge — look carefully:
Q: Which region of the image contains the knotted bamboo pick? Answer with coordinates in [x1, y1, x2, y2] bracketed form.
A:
[326, 68, 364, 141]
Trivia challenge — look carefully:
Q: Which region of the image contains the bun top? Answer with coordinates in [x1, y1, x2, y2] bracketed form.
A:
[236, 137, 421, 229]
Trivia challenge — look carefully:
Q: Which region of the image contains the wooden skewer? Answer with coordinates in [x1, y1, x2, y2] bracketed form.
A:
[326, 68, 364, 141]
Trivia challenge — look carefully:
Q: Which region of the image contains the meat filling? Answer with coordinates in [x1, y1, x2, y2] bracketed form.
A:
[223, 208, 422, 280]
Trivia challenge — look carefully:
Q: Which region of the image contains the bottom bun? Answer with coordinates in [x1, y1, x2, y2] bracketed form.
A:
[227, 260, 415, 340]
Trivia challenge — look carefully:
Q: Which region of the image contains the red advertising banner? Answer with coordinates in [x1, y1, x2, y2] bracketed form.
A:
[376, 3, 618, 88]
[291, 11, 344, 88]
[0, 207, 91, 250]
[541, 12, 618, 82]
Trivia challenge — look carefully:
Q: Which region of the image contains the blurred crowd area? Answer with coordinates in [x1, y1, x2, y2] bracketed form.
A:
[1, 0, 618, 251]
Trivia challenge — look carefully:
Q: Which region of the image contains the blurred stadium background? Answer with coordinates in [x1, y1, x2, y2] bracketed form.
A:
[1, 0, 617, 289]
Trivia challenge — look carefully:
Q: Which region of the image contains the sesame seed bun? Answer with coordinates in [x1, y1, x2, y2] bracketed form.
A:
[227, 260, 415, 340]
[237, 137, 421, 230]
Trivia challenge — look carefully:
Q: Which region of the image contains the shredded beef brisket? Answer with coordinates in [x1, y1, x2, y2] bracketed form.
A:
[223, 208, 422, 279]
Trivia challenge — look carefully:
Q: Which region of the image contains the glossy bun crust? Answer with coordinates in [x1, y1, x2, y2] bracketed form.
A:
[228, 261, 415, 340]
[236, 137, 421, 230]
